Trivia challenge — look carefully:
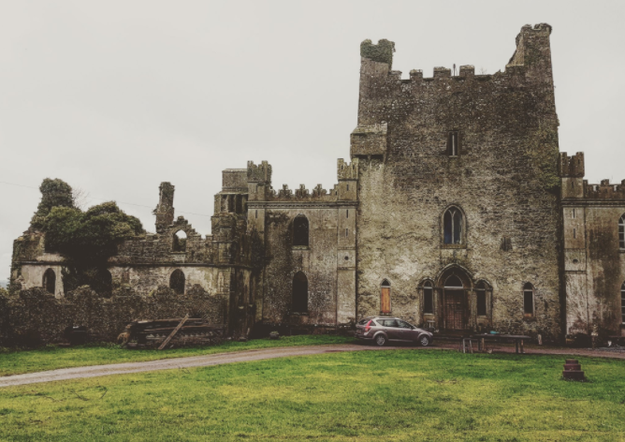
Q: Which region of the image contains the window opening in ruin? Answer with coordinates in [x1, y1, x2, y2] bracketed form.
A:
[448, 131, 460, 156]
[381, 279, 391, 314]
[620, 215, 625, 250]
[43, 268, 56, 294]
[292, 272, 308, 313]
[347, 184, 350, 191]
[346, 210, 349, 218]
[345, 228, 349, 237]
[476, 281, 489, 316]
[423, 281, 433, 314]
[173, 230, 187, 252]
[573, 229, 576, 239]
[523, 283, 534, 316]
[236, 195, 243, 214]
[255, 210, 258, 219]
[293, 215, 309, 247]
[572, 208, 576, 219]
[170, 269, 185, 295]
[444, 207, 463, 245]
[621, 282, 625, 323]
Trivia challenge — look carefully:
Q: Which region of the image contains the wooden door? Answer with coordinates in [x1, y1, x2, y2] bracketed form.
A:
[381, 287, 391, 313]
[444, 290, 465, 330]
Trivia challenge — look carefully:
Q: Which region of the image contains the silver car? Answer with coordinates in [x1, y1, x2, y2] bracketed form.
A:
[355, 316, 433, 347]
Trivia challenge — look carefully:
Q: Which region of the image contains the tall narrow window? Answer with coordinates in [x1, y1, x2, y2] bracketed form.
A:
[444, 207, 463, 245]
[292, 272, 308, 313]
[476, 281, 489, 316]
[523, 283, 534, 317]
[423, 281, 433, 314]
[170, 269, 185, 295]
[173, 230, 187, 252]
[621, 282, 625, 323]
[94, 269, 112, 298]
[381, 279, 391, 314]
[619, 214, 625, 250]
[447, 131, 460, 156]
[43, 268, 56, 294]
[293, 215, 309, 247]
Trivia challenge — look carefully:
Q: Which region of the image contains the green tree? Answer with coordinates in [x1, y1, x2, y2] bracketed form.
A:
[30, 178, 75, 229]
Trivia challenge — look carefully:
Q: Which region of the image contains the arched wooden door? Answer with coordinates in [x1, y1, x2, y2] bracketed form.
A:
[443, 275, 466, 330]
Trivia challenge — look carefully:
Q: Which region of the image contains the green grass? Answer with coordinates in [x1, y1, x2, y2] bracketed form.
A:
[1, 350, 625, 441]
[0, 335, 351, 376]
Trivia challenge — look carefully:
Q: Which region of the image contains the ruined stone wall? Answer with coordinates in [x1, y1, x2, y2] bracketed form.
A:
[354, 24, 562, 340]
[247, 160, 358, 327]
[0, 286, 227, 345]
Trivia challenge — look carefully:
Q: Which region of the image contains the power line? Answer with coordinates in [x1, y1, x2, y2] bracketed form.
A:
[0, 180, 213, 218]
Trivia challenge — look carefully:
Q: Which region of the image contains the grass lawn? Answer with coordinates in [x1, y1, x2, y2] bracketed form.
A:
[1, 350, 625, 441]
[0, 335, 352, 376]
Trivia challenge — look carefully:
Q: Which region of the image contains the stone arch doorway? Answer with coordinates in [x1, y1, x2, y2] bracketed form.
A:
[438, 267, 472, 331]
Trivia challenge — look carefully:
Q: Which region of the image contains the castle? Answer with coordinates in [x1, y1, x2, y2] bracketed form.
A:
[8, 24, 625, 343]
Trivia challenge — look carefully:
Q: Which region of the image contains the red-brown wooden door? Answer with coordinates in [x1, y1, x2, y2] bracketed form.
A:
[444, 289, 465, 330]
[381, 287, 391, 313]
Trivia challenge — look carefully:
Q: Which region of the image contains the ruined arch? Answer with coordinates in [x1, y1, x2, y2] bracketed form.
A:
[173, 230, 187, 252]
[170, 269, 185, 295]
[42, 268, 56, 294]
[293, 215, 309, 247]
[292, 272, 308, 313]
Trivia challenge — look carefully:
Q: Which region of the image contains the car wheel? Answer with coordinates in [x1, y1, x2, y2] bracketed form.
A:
[418, 335, 431, 347]
[375, 334, 387, 346]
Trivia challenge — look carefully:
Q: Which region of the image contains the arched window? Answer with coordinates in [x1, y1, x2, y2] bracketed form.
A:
[523, 283, 534, 316]
[618, 214, 625, 250]
[173, 230, 187, 252]
[422, 280, 434, 314]
[621, 282, 625, 323]
[42, 268, 56, 294]
[444, 207, 463, 245]
[170, 269, 185, 295]
[476, 280, 491, 317]
[293, 215, 309, 247]
[94, 269, 113, 297]
[292, 272, 308, 313]
[381, 279, 391, 314]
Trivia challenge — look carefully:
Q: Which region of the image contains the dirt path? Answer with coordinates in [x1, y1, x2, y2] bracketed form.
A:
[1, 342, 624, 388]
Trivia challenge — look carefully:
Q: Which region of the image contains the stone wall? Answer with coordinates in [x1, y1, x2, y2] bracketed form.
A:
[353, 24, 563, 341]
[0, 286, 227, 346]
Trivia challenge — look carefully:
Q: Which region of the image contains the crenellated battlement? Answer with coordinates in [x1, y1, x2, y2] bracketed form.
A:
[360, 39, 395, 67]
[583, 179, 625, 200]
[247, 160, 272, 185]
[337, 158, 358, 180]
[560, 152, 585, 177]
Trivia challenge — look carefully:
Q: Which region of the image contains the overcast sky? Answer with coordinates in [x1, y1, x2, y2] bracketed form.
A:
[1, 0, 624, 284]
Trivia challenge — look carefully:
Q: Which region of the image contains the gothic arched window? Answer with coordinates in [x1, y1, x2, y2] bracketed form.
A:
[443, 207, 464, 245]
[618, 214, 625, 250]
[170, 269, 185, 295]
[43, 268, 56, 294]
[292, 272, 308, 313]
[422, 280, 434, 314]
[523, 283, 534, 317]
[293, 215, 309, 247]
[621, 282, 625, 323]
[476, 280, 492, 317]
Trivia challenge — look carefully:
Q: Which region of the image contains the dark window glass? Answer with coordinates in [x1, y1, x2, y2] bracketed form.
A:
[444, 208, 463, 245]
[423, 282, 433, 314]
[476, 286, 486, 316]
[292, 272, 308, 312]
[523, 283, 534, 315]
[619, 215, 625, 249]
[293, 216, 309, 246]
[621, 282, 625, 323]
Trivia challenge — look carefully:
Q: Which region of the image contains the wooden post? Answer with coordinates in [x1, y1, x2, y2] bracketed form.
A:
[158, 314, 189, 350]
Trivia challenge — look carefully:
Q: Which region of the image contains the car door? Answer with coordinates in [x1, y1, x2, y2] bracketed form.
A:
[381, 319, 400, 340]
[395, 320, 415, 341]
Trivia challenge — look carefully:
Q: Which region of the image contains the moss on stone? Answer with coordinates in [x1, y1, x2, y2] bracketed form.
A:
[360, 39, 395, 67]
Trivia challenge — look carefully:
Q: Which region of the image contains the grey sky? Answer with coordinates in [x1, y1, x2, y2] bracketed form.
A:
[1, 0, 624, 283]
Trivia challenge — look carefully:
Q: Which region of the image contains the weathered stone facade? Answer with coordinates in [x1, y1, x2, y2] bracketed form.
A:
[6, 24, 625, 344]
